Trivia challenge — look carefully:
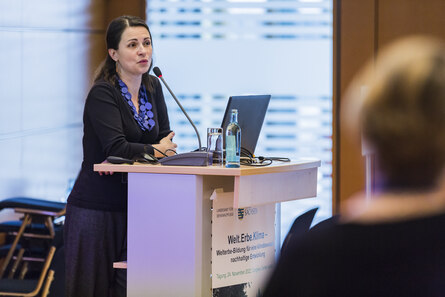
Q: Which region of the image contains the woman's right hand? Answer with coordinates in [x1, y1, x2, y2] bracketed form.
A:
[98, 159, 114, 176]
[153, 131, 177, 157]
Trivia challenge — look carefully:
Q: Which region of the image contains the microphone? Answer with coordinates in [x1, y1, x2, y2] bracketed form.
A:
[153, 67, 208, 166]
[153, 67, 202, 150]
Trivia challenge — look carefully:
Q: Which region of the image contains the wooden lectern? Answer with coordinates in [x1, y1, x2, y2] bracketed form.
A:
[94, 160, 320, 297]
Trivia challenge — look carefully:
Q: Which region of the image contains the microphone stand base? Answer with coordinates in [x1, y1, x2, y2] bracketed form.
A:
[158, 151, 209, 166]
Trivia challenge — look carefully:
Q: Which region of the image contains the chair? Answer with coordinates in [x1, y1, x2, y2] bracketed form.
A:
[310, 214, 340, 231]
[46, 246, 64, 297]
[0, 246, 56, 297]
[281, 207, 319, 256]
[0, 198, 65, 279]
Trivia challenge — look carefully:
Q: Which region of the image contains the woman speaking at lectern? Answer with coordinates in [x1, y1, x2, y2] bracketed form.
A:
[64, 15, 177, 297]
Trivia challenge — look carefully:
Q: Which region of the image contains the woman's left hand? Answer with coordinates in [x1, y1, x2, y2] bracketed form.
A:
[153, 131, 178, 157]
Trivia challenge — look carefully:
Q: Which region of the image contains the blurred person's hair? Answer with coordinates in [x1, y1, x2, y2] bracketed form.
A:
[343, 36, 445, 191]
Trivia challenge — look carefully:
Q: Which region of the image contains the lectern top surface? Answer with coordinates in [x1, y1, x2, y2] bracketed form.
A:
[94, 159, 321, 176]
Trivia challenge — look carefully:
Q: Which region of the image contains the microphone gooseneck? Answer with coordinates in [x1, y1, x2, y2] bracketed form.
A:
[153, 67, 202, 151]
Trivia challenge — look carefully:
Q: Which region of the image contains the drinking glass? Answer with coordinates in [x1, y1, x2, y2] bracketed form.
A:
[207, 128, 223, 166]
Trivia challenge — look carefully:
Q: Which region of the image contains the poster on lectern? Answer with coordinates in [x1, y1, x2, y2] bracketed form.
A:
[211, 189, 276, 297]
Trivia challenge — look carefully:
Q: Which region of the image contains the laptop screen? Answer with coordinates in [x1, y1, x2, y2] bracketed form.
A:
[220, 95, 271, 156]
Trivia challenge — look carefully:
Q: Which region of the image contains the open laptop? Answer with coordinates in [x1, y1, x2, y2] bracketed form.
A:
[221, 95, 271, 156]
[158, 94, 271, 166]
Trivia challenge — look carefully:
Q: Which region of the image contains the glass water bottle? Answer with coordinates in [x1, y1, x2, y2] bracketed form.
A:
[225, 109, 241, 168]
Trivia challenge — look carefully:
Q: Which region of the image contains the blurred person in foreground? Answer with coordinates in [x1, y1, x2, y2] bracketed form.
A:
[262, 36, 445, 297]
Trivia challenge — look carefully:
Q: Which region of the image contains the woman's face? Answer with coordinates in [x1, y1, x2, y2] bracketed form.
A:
[109, 26, 152, 78]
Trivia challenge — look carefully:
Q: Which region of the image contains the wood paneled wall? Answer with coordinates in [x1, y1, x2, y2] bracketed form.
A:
[333, 0, 445, 211]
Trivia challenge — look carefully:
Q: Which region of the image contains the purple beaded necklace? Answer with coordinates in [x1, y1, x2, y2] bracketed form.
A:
[117, 76, 155, 131]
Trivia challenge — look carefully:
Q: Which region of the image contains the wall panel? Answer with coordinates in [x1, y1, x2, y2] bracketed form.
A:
[0, 0, 146, 203]
[334, 0, 374, 211]
[378, 0, 445, 48]
[0, 31, 22, 134]
[0, 0, 104, 202]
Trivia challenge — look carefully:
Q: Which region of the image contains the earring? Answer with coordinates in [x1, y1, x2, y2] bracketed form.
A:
[115, 61, 120, 75]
